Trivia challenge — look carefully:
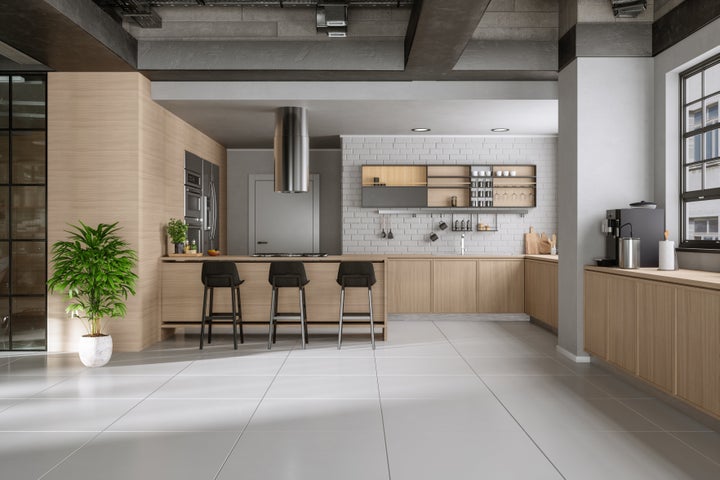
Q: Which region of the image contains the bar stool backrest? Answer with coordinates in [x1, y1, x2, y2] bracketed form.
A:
[201, 261, 241, 287]
[337, 261, 376, 288]
[268, 261, 309, 287]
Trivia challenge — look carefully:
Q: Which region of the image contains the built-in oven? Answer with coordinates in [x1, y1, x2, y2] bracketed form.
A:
[184, 168, 203, 222]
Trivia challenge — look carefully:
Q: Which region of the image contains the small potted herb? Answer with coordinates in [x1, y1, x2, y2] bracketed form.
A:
[167, 218, 188, 254]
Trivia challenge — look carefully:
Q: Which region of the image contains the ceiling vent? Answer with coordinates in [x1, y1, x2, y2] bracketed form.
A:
[317, 3, 348, 37]
[611, 0, 647, 18]
[274, 107, 310, 193]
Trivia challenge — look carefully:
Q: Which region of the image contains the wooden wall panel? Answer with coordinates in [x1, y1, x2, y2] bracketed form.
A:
[637, 280, 676, 393]
[47, 72, 226, 352]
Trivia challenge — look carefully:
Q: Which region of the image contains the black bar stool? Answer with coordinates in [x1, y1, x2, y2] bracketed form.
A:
[337, 261, 376, 350]
[200, 261, 244, 350]
[268, 261, 310, 350]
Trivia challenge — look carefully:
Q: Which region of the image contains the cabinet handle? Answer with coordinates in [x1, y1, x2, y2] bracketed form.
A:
[257, 241, 268, 245]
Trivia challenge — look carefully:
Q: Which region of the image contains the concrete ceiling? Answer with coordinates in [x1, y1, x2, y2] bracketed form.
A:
[153, 81, 558, 148]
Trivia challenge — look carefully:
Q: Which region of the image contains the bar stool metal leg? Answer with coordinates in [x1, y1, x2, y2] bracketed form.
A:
[268, 287, 277, 350]
[338, 287, 345, 349]
[231, 286, 238, 350]
[299, 286, 307, 349]
[302, 288, 309, 344]
[200, 285, 209, 350]
[368, 288, 375, 350]
[237, 286, 245, 344]
[207, 288, 214, 344]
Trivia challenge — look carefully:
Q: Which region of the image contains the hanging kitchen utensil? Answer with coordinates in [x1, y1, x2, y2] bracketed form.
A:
[387, 218, 394, 239]
[380, 215, 386, 238]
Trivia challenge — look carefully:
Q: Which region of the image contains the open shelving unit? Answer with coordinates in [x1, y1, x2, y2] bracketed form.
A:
[361, 164, 536, 210]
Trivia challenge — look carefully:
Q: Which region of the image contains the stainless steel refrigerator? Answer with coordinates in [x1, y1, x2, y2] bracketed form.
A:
[185, 151, 219, 253]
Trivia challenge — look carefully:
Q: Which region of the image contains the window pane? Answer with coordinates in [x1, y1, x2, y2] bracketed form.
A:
[0, 132, 8, 184]
[11, 296, 46, 350]
[686, 72, 702, 103]
[705, 129, 719, 160]
[11, 75, 45, 130]
[0, 297, 8, 351]
[705, 94, 720, 126]
[685, 199, 720, 241]
[0, 76, 7, 129]
[685, 102, 703, 131]
[704, 63, 720, 96]
[685, 134, 702, 163]
[0, 241, 7, 295]
[11, 241, 45, 295]
[706, 160, 720, 190]
[0, 186, 8, 240]
[11, 131, 45, 184]
[685, 165, 703, 191]
[11, 186, 45, 239]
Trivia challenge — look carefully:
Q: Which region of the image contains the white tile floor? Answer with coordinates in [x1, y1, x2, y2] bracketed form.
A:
[1, 318, 719, 480]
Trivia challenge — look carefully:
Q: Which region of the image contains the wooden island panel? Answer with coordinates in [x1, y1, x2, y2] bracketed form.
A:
[161, 259, 386, 337]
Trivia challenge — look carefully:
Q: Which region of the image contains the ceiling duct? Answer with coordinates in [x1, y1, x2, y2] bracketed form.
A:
[274, 107, 309, 193]
[610, 0, 647, 18]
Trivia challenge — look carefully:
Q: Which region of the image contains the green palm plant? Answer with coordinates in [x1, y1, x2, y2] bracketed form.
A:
[47, 222, 138, 336]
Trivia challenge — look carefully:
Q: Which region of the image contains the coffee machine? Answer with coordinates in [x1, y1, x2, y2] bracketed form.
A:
[604, 208, 665, 267]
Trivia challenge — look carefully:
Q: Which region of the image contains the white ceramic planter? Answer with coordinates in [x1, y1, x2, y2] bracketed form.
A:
[78, 335, 113, 367]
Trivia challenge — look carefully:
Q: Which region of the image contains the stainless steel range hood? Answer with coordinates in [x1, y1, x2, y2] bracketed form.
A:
[274, 106, 309, 193]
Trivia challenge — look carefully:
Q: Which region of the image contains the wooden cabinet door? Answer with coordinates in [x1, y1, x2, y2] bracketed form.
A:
[387, 259, 432, 313]
[524, 260, 558, 329]
[607, 276, 638, 374]
[677, 287, 720, 417]
[477, 259, 524, 313]
[433, 259, 477, 313]
[584, 271, 609, 359]
[637, 280, 676, 393]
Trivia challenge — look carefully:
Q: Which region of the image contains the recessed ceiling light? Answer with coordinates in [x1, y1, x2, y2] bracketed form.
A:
[411, 128, 431, 132]
[491, 128, 510, 132]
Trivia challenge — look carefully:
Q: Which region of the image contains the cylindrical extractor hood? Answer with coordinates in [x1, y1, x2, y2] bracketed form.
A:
[274, 106, 309, 193]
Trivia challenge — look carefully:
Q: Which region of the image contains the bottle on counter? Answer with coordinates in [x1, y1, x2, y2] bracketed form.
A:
[189, 239, 197, 254]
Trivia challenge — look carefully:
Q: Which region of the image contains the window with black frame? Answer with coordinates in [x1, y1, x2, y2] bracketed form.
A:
[681, 56, 720, 248]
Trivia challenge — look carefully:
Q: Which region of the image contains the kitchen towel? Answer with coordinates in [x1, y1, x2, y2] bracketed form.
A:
[658, 240, 675, 270]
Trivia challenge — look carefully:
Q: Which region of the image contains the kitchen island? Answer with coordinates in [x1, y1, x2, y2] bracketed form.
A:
[160, 255, 387, 339]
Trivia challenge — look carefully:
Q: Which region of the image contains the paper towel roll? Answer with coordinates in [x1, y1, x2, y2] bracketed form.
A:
[658, 240, 675, 270]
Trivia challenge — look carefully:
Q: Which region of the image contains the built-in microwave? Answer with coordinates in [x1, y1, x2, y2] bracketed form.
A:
[185, 169, 201, 190]
[185, 185, 203, 222]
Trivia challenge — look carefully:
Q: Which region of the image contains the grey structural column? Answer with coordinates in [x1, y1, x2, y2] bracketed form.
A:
[556, 1, 654, 361]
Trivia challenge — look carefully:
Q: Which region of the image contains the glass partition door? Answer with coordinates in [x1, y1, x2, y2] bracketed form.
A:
[0, 74, 47, 351]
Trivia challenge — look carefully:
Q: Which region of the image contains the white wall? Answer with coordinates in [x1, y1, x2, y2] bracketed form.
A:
[557, 57, 655, 357]
[654, 16, 720, 272]
[341, 135, 557, 255]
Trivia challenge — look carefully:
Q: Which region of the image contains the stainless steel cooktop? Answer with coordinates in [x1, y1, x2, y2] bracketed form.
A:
[251, 253, 329, 258]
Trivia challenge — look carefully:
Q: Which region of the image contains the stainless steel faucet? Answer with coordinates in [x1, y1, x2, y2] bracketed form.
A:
[460, 234, 465, 256]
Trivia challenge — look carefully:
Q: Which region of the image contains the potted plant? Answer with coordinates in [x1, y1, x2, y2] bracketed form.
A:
[167, 218, 188, 254]
[47, 222, 138, 367]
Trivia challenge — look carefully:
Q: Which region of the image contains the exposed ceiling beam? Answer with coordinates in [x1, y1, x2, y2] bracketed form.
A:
[0, 0, 137, 71]
[404, 0, 491, 75]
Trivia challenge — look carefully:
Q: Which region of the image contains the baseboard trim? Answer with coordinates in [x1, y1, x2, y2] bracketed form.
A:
[555, 345, 591, 363]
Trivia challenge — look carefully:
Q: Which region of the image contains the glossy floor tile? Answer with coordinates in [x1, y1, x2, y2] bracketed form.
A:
[0, 318, 717, 480]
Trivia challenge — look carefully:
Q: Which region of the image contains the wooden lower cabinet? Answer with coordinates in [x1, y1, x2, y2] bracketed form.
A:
[677, 287, 720, 417]
[585, 269, 720, 421]
[387, 259, 432, 313]
[584, 271, 609, 358]
[433, 259, 478, 313]
[607, 276, 638, 374]
[524, 259, 557, 329]
[478, 259, 524, 313]
[637, 280, 676, 393]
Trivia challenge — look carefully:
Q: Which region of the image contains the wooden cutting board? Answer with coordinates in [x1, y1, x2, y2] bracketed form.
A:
[524, 227, 539, 254]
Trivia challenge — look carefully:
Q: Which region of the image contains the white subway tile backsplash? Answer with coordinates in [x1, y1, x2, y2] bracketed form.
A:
[342, 135, 557, 255]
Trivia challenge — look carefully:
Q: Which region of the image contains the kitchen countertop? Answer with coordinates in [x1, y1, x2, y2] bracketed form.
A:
[585, 265, 720, 291]
[163, 254, 559, 262]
